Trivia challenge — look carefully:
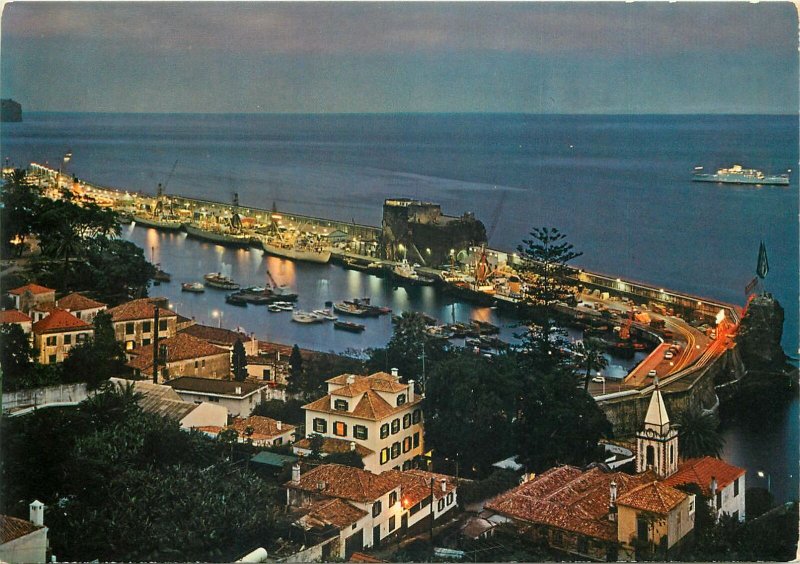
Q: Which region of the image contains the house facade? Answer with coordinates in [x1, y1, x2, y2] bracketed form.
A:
[107, 298, 177, 351]
[31, 309, 93, 364]
[0, 310, 33, 334]
[56, 292, 107, 322]
[300, 371, 424, 473]
[126, 333, 230, 382]
[0, 502, 48, 564]
[286, 463, 457, 556]
[7, 284, 55, 316]
[179, 324, 258, 355]
[664, 457, 747, 522]
[165, 376, 268, 417]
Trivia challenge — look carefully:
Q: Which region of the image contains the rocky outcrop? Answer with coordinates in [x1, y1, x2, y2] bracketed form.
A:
[1, 99, 22, 122]
[735, 293, 787, 372]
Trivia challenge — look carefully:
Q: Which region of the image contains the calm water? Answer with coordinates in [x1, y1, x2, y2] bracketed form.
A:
[2, 112, 797, 501]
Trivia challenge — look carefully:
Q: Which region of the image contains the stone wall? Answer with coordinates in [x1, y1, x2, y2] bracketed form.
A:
[3, 383, 88, 412]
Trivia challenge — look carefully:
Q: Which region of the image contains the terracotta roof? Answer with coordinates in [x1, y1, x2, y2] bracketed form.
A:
[107, 298, 177, 322]
[179, 323, 254, 347]
[485, 465, 661, 542]
[31, 303, 57, 313]
[294, 437, 374, 458]
[228, 415, 295, 441]
[382, 469, 456, 507]
[298, 498, 368, 530]
[57, 292, 106, 311]
[0, 514, 43, 544]
[8, 283, 54, 296]
[0, 309, 32, 324]
[166, 376, 266, 397]
[616, 481, 687, 514]
[32, 308, 91, 334]
[287, 463, 398, 503]
[663, 457, 746, 497]
[327, 372, 408, 395]
[127, 333, 228, 374]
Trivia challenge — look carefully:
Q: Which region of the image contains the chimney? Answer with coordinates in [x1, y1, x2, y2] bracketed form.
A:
[276, 420, 282, 431]
[408, 380, 415, 402]
[710, 476, 718, 504]
[350, 441, 356, 452]
[441, 478, 447, 492]
[391, 367, 399, 380]
[276, 349, 281, 361]
[291, 463, 301, 483]
[609, 480, 618, 503]
[346, 374, 355, 385]
[608, 481, 618, 522]
[152, 306, 160, 384]
[235, 386, 242, 395]
[30, 500, 44, 527]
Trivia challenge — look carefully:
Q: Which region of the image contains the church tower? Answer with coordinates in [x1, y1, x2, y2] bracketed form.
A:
[636, 378, 679, 478]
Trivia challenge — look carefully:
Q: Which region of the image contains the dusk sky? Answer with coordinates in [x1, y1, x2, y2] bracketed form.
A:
[2, 2, 797, 114]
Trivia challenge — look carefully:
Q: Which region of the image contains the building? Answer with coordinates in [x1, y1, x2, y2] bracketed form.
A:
[7, 284, 55, 315]
[246, 351, 289, 385]
[31, 309, 93, 364]
[107, 298, 177, 351]
[179, 323, 258, 356]
[56, 292, 107, 322]
[126, 333, 230, 382]
[484, 382, 696, 562]
[0, 310, 33, 334]
[112, 379, 227, 430]
[165, 376, 268, 417]
[299, 370, 424, 473]
[293, 436, 375, 462]
[286, 463, 457, 557]
[664, 457, 746, 522]
[0, 502, 48, 563]
[200, 415, 296, 447]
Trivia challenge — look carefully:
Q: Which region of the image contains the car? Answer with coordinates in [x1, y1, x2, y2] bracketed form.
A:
[648, 369, 657, 378]
[592, 376, 605, 383]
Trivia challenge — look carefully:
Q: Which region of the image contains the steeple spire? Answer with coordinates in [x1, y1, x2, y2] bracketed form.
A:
[636, 380, 679, 478]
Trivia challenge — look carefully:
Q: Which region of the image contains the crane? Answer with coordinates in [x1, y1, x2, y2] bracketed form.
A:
[475, 188, 508, 284]
[155, 159, 178, 215]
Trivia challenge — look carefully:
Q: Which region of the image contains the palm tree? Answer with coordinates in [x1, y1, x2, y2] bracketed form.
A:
[675, 404, 725, 458]
[574, 337, 609, 391]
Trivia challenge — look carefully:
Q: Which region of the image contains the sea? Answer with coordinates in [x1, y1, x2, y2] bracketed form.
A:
[2, 112, 797, 501]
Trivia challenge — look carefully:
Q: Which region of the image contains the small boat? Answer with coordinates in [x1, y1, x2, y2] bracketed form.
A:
[392, 259, 435, 286]
[204, 272, 240, 290]
[292, 311, 325, 324]
[226, 294, 248, 307]
[333, 302, 369, 317]
[334, 320, 366, 333]
[267, 304, 283, 313]
[273, 301, 295, 311]
[313, 309, 338, 321]
[181, 282, 205, 293]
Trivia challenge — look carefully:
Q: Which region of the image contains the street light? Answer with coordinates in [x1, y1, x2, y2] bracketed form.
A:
[212, 309, 224, 328]
[757, 470, 771, 493]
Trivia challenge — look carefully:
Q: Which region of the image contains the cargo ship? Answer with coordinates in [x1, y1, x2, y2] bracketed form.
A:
[259, 237, 332, 264]
[692, 165, 790, 186]
[184, 223, 251, 248]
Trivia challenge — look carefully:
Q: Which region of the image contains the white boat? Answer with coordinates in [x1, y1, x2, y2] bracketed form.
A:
[260, 237, 332, 264]
[313, 309, 338, 321]
[267, 304, 283, 312]
[393, 259, 434, 286]
[181, 282, 205, 293]
[292, 311, 325, 324]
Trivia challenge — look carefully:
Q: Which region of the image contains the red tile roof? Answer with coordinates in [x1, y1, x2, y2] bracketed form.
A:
[349, 552, 386, 563]
[663, 457, 746, 497]
[304, 372, 421, 422]
[485, 465, 662, 542]
[0, 309, 32, 324]
[327, 372, 408, 395]
[616, 481, 687, 514]
[294, 437, 374, 458]
[8, 283, 54, 296]
[127, 333, 228, 374]
[57, 292, 106, 311]
[0, 514, 43, 544]
[298, 498, 368, 530]
[107, 298, 177, 322]
[382, 469, 456, 507]
[228, 416, 295, 441]
[32, 309, 91, 334]
[287, 463, 399, 503]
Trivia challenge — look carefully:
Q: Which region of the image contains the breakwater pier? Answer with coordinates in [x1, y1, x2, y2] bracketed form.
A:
[26, 162, 748, 429]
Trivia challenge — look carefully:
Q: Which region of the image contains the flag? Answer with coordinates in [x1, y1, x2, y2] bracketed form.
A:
[757, 241, 769, 279]
[744, 276, 758, 296]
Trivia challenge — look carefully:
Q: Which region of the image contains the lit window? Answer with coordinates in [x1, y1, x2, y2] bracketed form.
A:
[334, 421, 347, 437]
[380, 448, 390, 464]
[403, 437, 412, 453]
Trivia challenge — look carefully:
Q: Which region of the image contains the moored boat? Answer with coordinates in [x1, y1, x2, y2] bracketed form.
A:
[260, 237, 332, 264]
[181, 282, 205, 293]
[184, 223, 251, 248]
[132, 214, 183, 230]
[392, 259, 435, 286]
[313, 309, 338, 321]
[204, 272, 240, 290]
[333, 301, 369, 317]
[334, 320, 366, 333]
[692, 164, 790, 186]
[292, 310, 325, 324]
[226, 293, 248, 307]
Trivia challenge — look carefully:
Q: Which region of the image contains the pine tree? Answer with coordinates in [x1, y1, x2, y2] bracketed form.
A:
[287, 344, 304, 395]
[232, 339, 247, 382]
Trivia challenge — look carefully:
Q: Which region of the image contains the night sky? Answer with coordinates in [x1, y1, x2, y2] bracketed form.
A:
[2, 2, 797, 113]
